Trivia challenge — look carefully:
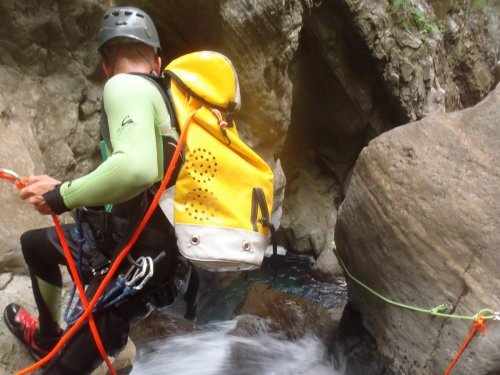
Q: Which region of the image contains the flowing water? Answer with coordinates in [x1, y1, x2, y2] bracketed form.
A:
[131, 318, 340, 375]
[130, 252, 347, 374]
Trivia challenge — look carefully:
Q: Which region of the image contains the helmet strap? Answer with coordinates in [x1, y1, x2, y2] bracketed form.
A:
[133, 45, 159, 76]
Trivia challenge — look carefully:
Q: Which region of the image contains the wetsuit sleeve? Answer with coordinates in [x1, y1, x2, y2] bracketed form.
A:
[56, 74, 163, 210]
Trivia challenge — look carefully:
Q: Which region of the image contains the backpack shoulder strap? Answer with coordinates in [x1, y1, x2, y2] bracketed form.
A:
[130, 72, 180, 134]
[99, 102, 113, 154]
[99, 73, 180, 154]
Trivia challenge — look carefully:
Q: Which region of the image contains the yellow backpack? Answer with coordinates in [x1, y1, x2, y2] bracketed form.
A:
[159, 51, 275, 272]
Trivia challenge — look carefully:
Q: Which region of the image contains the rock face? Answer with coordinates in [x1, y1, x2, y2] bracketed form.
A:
[0, 2, 105, 180]
[335, 84, 500, 374]
[280, 0, 498, 261]
[0, 0, 497, 276]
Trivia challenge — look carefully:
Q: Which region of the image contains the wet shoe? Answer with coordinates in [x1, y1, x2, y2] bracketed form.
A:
[3, 303, 61, 359]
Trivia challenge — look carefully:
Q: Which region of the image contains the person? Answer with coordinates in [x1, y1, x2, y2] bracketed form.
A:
[3, 6, 181, 374]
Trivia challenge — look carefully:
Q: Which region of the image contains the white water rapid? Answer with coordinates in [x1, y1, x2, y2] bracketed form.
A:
[130, 317, 342, 375]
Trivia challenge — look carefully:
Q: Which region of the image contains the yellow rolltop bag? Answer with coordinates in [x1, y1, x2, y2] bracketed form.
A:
[161, 51, 274, 272]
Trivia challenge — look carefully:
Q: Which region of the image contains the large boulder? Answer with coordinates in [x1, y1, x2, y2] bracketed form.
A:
[335, 84, 500, 374]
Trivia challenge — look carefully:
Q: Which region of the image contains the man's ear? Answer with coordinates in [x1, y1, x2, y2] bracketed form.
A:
[153, 55, 162, 76]
[101, 59, 113, 78]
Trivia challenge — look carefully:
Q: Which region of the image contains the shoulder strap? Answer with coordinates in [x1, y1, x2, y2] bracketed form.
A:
[99, 102, 113, 153]
[99, 73, 180, 154]
[130, 72, 180, 134]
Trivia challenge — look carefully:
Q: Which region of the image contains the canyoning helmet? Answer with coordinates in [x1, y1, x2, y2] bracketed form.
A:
[98, 7, 161, 56]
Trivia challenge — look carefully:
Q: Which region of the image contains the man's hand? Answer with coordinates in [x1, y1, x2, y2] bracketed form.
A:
[19, 175, 61, 215]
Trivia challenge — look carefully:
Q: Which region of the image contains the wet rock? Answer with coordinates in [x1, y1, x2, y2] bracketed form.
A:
[311, 247, 344, 283]
[129, 309, 196, 347]
[234, 283, 344, 343]
[335, 84, 500, 374]
[331, 304, 392, 375]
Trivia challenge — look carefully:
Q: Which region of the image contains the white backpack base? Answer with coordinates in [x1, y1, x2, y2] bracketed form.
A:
[175, 224, 267, 272]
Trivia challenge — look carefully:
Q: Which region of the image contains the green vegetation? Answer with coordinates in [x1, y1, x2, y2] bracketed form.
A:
[472, 0, 487, 10]
[390, 0, 441, 37]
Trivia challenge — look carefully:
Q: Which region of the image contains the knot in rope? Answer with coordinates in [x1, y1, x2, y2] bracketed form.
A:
[473, 315, 487, 337]
[444, 314, 489, 375]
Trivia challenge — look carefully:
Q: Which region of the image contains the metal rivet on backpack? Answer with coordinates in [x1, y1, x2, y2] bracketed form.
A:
[242, 241, 251, 251]
[190, 236, 200, 245]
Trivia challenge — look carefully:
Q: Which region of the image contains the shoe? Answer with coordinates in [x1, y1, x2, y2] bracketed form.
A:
[3, 303, 61, 359]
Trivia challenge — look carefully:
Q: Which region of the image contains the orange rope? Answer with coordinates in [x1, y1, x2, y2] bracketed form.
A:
[52, 214, 116, 375]
[444, 315, 487, 375]
[0, 171, 115, 374]
[0, 171, 25, 190]
[16, 110, 196, 374]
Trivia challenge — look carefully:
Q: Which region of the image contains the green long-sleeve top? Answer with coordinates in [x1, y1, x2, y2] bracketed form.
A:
[46, 74, 172, 213]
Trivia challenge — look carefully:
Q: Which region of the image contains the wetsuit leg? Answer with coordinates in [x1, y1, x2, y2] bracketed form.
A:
[43, 307, 129, 375]
[41, 229, 179, 374]
[21, 223, 96, 336]
[21, 226, 74, 337]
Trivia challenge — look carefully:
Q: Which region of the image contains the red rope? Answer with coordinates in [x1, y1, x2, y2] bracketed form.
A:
[0, 171, 115, 374]
[16, 110, 196, 375]
[444, 315, 486, 375]
[0, 171, 25, 190]
[52, 214, 116, 374]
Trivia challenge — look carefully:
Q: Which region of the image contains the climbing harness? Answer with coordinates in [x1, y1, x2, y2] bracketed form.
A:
[0, 168, 117, 375]
[332, 241, 498, 374]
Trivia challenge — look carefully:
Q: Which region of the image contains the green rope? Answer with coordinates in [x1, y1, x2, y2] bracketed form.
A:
[332, 242, 497, 321]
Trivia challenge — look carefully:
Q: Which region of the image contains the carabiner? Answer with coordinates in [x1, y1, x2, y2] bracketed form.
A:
[133, 257, 154, 291]
[0, 168, 26, 189]
[126, 257, 148, 287]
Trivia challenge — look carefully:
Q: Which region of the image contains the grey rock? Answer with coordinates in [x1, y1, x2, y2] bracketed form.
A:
[335, 84, 500, 374]
[311, 247, 343, 283]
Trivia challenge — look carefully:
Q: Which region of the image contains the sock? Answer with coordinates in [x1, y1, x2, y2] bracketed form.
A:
[33, 275, 62, 336]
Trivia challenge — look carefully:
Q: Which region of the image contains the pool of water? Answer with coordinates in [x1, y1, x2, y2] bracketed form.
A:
[196, 253, 347, 323]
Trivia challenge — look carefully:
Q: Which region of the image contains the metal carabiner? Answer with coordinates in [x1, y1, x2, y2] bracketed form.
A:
[133, 257, 154, 291]
[125, 257, 148, 287]
[0, 168, 26, 188]
[494, 312, 500, 321]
